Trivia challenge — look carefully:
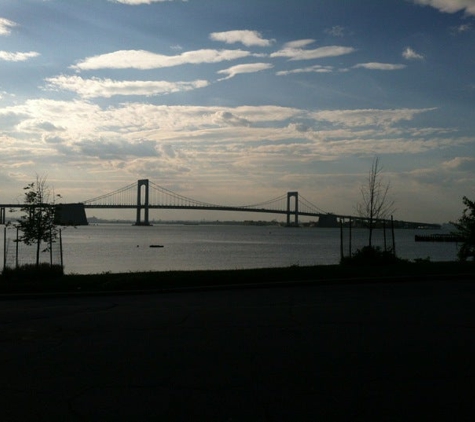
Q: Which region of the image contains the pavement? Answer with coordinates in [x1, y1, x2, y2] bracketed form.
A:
[1, 277, 475, 421]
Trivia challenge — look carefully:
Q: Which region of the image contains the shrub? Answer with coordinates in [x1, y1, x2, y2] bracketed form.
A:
[451, 196, 475, 262]
[340, 245, 406, 266]
[2, 263, 64, 281]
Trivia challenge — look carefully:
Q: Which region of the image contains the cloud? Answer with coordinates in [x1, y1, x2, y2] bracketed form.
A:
[0, 51, 40, 62]
[217, 63, 273, 80]
[3, 99, 468, 188]
[18, 120, 66, 132]
[324, 26, 346, 37]
[353, 62, 406, 70]
[402, 47, 424, 60]
[210, 30, 274, 47]
[45, 75, 209, 98]
[76, 139, 159, 159]
[271, 40, 356, 61]
[283, 39, 315, 49]
[311, 108, 436, 127]
[442, 156, 475, 172]
[212, 111, 251, 127]
[276, 64, 334, 76]
[451, 23, 473, 33]
[110, 0, 182, 4]
[0, 18, 17, 35]
[72, 49, 252, 71]
[411, 0, 475, 16]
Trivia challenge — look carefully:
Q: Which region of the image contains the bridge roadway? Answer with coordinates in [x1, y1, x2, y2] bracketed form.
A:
[0, 202, 440, 228]
[0, 179, 442, 227]
[82, 203, 329, 218]
[1, 277, 475, 421]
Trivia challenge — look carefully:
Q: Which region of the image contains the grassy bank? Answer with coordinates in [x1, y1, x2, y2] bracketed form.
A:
[1, 261, 474, 295]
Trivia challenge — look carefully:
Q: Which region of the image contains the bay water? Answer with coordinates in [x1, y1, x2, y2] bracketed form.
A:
[50, 224, 459, 275]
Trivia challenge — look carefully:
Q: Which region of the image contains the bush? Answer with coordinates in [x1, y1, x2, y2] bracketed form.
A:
[451, 196, 475, 262]
[2, 263, 64, 281]
[340, 245, 407, 266]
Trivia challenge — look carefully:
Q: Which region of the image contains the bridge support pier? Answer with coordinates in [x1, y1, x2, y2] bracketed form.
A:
[135, 179, 151, 226]
[286, 192, 299, 227]
[0, 207, 5, 225]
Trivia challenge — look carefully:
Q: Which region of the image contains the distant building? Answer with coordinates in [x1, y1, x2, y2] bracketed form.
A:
[318, 214, 339, 228]
[55, 203, 88, 226]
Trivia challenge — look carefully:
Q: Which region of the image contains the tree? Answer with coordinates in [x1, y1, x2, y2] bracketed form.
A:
[15, 175, 61, 268]
[451, 196, 475, 261]
[356, 156, 395, 247]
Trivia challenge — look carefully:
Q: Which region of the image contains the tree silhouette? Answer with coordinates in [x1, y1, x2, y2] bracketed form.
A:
[356, 156, 395, 247]
[452, 196, 475, 261]
[15, 175, 61, 268]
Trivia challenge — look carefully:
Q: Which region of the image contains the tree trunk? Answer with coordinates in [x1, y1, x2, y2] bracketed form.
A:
[36, 239, 41, 268]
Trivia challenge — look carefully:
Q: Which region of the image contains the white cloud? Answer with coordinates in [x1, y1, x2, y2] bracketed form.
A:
[72, 49, 252, 71]
[403, 47, 425, 60]
[451, 23, 473, 33]
[76, 138, 159, 159]
[282, 40, 316, 49]
[209, 30, 274, 47]
[271, 40, 356, 61]
[0, 51, 40, 61]
[3, 98, 472, 215]
[45, 75, 209, 98]
[217, 63, 273, 80]
[276, 64, 334, 76]
[353, 62, 406, 70]
[324, 26, 346, 37]
[412, 0, 475, 16]
[110, 0, 181, 4]
[212, 111, 251, 127]
[442, 156, 475, 172]
[0, 18, 17, 35]
[311, 108, 436, 127]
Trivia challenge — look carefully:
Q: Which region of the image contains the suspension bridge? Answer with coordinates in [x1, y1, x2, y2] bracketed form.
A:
[81, 179, 332, 226]
[0, 179, 439, 228]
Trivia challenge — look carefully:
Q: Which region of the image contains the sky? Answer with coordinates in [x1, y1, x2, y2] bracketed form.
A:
[0, 0, 474, 224]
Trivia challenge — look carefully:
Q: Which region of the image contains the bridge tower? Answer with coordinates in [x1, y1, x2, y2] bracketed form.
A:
[286, 192, 299, 226]
[135, 179, 151, 226]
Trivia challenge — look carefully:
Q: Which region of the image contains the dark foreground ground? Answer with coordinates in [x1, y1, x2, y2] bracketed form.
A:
[1, 270, 475, 421]
[1, 261, 474, 295]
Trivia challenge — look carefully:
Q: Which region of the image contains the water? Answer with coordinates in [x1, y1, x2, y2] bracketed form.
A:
[47, 224, 460, 275]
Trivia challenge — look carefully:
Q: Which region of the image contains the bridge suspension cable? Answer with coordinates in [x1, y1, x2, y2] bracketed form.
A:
[236, 193, 288, 210]
[83, 182, 137, 206]
[81, 179, 329, 219]
[148, 181, 221, 208]
[298, 195, 332, 215]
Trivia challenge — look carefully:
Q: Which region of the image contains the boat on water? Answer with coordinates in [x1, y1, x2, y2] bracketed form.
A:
[149, 244, 164, 248]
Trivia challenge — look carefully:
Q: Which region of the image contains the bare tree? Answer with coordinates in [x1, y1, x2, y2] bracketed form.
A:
[15, 175, 61, 268]
[356, 156, 395, 247]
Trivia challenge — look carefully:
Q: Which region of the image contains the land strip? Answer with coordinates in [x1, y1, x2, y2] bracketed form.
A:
[1, 261, 474, 297]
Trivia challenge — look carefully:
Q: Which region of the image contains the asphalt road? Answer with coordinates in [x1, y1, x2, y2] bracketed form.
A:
[1, 278, 475, 421]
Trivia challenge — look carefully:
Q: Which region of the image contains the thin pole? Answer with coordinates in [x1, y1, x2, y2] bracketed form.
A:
[49, 228, 53, 267]
[383, 220, 387, 252]
[3, 226, 6, 272]
[340, 219, 344, 261]
[348, 217, 352, 257]
[16, 227, 19, 269]
[391, 215, 396, 256]
[60, 229, 63, 270]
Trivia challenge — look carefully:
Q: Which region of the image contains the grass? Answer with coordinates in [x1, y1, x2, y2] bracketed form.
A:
[0, 260, 474, 295]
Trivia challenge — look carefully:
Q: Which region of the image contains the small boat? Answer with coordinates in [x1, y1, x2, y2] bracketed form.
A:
[149, 244, 164, 248]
